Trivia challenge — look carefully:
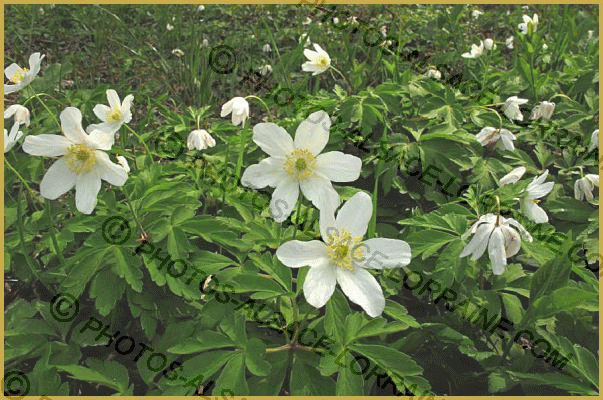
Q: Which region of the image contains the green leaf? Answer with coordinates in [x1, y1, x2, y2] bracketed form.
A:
[167, 331, 236, 354]
[325, 289, 351, 344]
[89, 268, 126, 316]
[214, 353, 249, 395]
[336, 351, 365, 395]
[529, 237, 574, 301]
[245, 338, 272, 376]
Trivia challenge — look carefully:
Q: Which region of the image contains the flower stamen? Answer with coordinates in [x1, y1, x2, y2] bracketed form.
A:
[9, 68, 28, 84]
[326, 229, 365, 271]
[65, 143, 96, 174]
[105, 107, 123, 123]
[284, 148, 316, 180]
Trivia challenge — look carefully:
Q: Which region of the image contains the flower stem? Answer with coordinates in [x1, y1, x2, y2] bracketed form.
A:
[121, 187, 147, 239]
[292, 198, 303, 240]
[45, 199, 66, 266]
[125, 124, 153, 160]
[233, 123, 250, 188]
[330, 65, 352, 92]
[32, 93, 61, 130]
[5, 158, 36, 198]
[245, 95, 271, 121]
[16, 188, 48, 290]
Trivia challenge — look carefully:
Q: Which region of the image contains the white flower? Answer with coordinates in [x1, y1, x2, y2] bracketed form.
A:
[506, 36, 514, 49]
[86, 89, 134, 141]
[460, 214, 532, 275]
[187, 129, 216, 150]
[4, 52, 45, 95]
[259, 64, 272, 76]
[116, 155, 130, 173]
[276, 192, 411, 317]
[202, 38, 209, 47]
[303, 17, 312, 25]
[4, 104, 30, 128]
[262, 43, 272, 53]
[197, 5, 205, 11]
[518, 14, 538, 35]
[499, 166, 526, 186]
[542, 43, 548, 50]
[520, 170, 554, 223]
[589, 129, 598, 152]
[574, 174, 599, 201]
[530, 101, 555, 120]
[220, 97, 250, 126]
[333, 17, 340, 24]
[171, 48, 184, 57]
[472, 10, 483, 18]
[484, 38, 495, 50]
[166, 23, 174, 31]
[4, 127, 23, 153]
[302, 43, 331, 75]
[380, 25, 387, 37]
[426, 68, 441, 80]
[461, 40, 484, 58]
[588, 30, 595, 40]
[476, 127, 516, 150]
[241, 110, 362, 222]
[22, 107, 128, 214]
[502, 96, 529, 121]
[299, 33, 312, 47]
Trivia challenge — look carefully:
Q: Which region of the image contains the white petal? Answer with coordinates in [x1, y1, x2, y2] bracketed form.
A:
[499, 166, 526, 186]
[253, 123, 294, 157]
[220, 99, 234, 117]
[303, 263, 337, 309]
[461, 221, 495, 260]
[276, 240, 328, 268]
[303, 49, 319, 61]
[332, 191, 372, 238]
[575, 179, 584, 200]
[488, 227, 507, 275]
[95, 151, 128, 186]
[336, 268, 385, 317]
[505, 217, 533, 242]
[299, 173, 340, 214]
[270, 177, 299, 222]
[75, 170, 102, 214]
[501, 225, 521, 257]
[294, 110, 330, 155]
[22, 134, 72, 156]
[527, 181, 553, 199]
[120, 94, 134, 123]
[586, 174, 599, 187]
[521, 198, 548, 223]
[316, 151, 362, 182]
[106, 89, 121, 109]
[39, 158, 76, 199]
[360, 238, 411, 268]
[4, 63, 22, 80]
[60, 107, 88, 144]
[93, 104, 111, 122]
[241, 157, 286, 189]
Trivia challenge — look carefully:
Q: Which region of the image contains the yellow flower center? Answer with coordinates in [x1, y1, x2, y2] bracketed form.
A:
[316, 55, 329, 68]
[65, 144, 96, 174]
[9, 68, 28, 84]
[326, 229, 365, 271]
[284, 148, 316, 180]
[105, 107, 123, 123]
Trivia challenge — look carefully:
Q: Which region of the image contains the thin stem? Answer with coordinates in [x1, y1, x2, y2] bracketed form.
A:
[289, 296, 300, 345]
[292, 198, 303, 240]
[32, 93, 61, 130]
[329, 65, 352, 92]
[245, 95, 271, 121]
[5, 158, 35, 197]
[45, 199, 66, 265]
[368, 160, 383, 239]
[125, 124, 153, 159]
[16, 188, 47, 290]
[121, 187, 147, 238]
[233, 125, 249, 186]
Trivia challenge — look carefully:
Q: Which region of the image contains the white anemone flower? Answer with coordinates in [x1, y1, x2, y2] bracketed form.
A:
[4, 104, 30, 128]
[4, 127, 23, 153]
[197, 5, 205, 12]
[22, 107, 128, 214]
[476, 127, 516, 150]
[530, 101, 555, 120]
[506, 36, 514, 49]
[86, 89, 134, 141]
[259, 64, 273, 76]
[4, 52, 45, 95]
[426, 68, 441, 80]
[520, 170, 554, 223]
[589, 129, 598, 152]
[276, 192, 411, 317]
[484, 38, 495, 50]
[460, 213, 532, 275]
[187, 129, 216, 150]
[299, 33, 312, 47]
[518, 14, 539, 35]
[499, 166, 526, 186]
[302, 44, 331, 75]
[502, 96, 529, 121]
[166, 23, 174, 31]
[472, 10, 483, 18]
[574, 174, 599, 201]
[241, 110, 362, 222]
[116, 155, 130, 173]
[262, 43, 272, 53]
[220, 97, 250, 126]
[461, 40, 484, 58]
